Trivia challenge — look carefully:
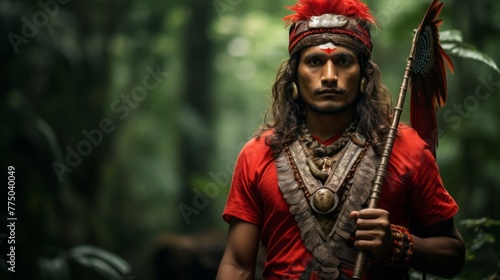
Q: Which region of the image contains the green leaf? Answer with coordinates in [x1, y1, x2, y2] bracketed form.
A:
[484, 219, 500, 227]
[465, 250, 475, 261]
[439, 30, 500, 74]
[71, 255, 123, 280]
[38, 255, 71, 280]
[460, 217, 500, 228]
[469, 232, 495, 252]
[439, 29, 463, 43]
[68, 245, 132, 275]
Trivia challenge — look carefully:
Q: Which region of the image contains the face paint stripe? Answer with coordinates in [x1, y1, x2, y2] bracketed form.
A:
[319, 42, 337, 54]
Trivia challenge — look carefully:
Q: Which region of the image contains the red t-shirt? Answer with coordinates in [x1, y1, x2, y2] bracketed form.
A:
[222, 124, 459, 279]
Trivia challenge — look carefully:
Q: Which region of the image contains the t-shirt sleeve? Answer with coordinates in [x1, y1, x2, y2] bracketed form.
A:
[222, 140, 263, 225]
[409, 143, 459, 226]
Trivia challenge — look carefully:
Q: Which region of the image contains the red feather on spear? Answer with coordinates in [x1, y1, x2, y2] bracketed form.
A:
[410, 0, 454, 157]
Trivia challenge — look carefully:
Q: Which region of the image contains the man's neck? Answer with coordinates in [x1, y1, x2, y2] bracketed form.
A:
[305, 108, 354, 142]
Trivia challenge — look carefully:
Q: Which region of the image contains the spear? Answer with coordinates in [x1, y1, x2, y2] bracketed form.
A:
[352, 0, 453, 278]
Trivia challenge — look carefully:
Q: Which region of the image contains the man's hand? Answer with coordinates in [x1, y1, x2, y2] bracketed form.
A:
[350, 208, 393, 259]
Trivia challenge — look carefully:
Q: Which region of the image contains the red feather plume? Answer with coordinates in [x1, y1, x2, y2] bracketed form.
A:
[410, 0, 454, 157]
[283, 0, 375, 25]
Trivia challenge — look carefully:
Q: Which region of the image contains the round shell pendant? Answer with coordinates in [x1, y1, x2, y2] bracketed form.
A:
[310, 188, 339, 214]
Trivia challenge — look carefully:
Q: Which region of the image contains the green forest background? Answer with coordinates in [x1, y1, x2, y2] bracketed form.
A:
[1, 0, 500, 279]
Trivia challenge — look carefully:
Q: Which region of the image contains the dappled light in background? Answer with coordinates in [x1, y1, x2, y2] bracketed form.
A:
[1, 0, 500, 279]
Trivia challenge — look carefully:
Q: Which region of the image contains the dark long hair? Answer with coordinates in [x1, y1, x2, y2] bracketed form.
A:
[256, 53, 393, 156]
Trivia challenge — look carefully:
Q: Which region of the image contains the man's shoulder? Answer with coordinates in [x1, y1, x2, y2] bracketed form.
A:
[240, 130, 274, 155]
[389, 124, 435, 173]
[394, 123, 429, 151]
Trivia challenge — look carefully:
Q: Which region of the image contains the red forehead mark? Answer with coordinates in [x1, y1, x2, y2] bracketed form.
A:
[319, 42, 337, 54]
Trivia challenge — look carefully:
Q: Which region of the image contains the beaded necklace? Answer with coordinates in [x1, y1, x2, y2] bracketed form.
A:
[299, 121, 358, 183]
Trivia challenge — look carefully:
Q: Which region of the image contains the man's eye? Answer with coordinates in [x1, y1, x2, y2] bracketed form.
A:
[336, 56, 351, 66]
[308, 58, 322, 66]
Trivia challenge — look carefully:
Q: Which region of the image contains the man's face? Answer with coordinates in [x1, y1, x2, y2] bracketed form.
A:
[297, 43, 361, 115]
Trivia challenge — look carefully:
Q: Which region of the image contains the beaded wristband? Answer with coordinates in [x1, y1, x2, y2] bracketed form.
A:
[379, 224, 414, 268]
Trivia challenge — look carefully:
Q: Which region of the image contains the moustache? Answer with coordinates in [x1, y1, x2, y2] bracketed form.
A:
[313, 87, 346, 95]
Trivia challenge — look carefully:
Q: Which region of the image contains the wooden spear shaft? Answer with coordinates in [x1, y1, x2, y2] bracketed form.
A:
[352, 29, 419, 279]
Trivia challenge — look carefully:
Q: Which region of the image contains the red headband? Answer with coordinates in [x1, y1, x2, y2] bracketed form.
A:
[284, 0, 375, 57]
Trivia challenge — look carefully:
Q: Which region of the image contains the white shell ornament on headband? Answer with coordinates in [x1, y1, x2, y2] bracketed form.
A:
[308, 14, 348, 28]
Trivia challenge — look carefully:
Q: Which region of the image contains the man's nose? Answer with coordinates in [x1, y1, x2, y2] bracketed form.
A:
[321, 61, 338, 85]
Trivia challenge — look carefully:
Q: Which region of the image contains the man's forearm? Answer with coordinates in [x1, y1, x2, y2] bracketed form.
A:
[410, 235, 465, 278]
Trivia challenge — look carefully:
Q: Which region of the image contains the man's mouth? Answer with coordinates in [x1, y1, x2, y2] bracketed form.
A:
[315, 88, 345, 95]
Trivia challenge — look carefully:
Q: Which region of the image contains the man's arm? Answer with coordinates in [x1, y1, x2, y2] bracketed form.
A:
[216, 217, 261, 280]
[352, 209, 465, 278]
[410, 217, 465, 278]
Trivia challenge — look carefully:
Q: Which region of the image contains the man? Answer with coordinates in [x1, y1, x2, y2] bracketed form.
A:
[216, 0, 465, 279]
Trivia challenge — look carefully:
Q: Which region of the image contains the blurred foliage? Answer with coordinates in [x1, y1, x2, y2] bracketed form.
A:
[440, 30, 500, 74]
[1, 0, 499, 279]
[38, 245, 133, 280]
[411, 217, 500, 280]
[460, 217, 500, 261]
